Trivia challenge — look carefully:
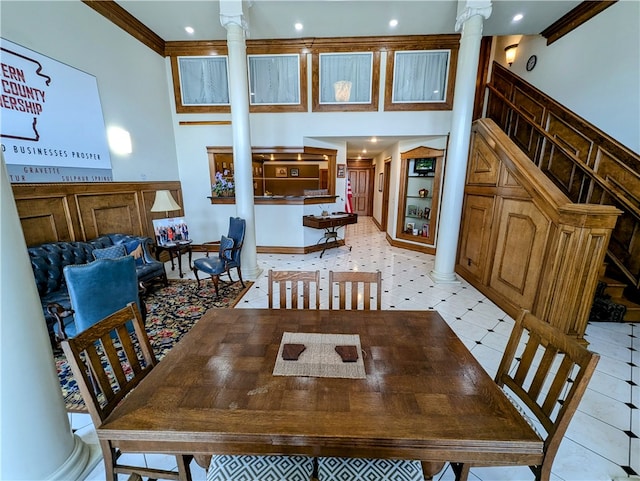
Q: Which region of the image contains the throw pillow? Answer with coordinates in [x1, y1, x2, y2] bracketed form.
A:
[123, 240, 144, 266]
[220, 235, 234, 261]
[92, 244, 126, 260]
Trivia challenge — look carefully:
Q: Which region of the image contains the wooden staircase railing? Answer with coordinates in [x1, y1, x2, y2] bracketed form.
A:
[484, 62, 640, 308]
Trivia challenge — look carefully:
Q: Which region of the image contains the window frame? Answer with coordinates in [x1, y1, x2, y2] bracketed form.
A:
[384, 46, 458, 111]
[170, 53, 231, 113]
[247, 53, 307, 112]
[312, 49, 380, 112]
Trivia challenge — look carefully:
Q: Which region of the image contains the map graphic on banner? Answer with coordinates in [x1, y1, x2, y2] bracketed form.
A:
[0, 38, 112, 183]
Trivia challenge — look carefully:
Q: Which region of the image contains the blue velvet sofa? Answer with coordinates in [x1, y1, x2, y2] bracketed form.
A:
[28, 234, 167, 343]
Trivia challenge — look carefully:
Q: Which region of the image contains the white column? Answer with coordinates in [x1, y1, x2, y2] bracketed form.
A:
[430, 2, 492, 283]
[0, 155, 101, 480]
[220, 1, 262, 279]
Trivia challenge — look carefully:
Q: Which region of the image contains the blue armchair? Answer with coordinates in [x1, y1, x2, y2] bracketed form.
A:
[193, 217, 246, 296]
[61, 256, 143, 338]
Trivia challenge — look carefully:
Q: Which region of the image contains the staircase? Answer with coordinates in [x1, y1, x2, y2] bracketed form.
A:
[598, 266, 640, 322]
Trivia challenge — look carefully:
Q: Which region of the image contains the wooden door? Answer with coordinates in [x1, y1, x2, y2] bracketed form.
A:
[381, 159, 391, 231]
[348, 168, 373, 216]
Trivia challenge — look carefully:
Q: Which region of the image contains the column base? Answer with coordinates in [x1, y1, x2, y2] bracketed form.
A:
[429, 269, 461, 284]
[46, 434, 102, 480]
[243, 263, 264, 280]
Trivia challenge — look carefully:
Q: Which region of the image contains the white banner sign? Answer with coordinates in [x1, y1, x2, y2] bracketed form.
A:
[0, 38, 112, 182]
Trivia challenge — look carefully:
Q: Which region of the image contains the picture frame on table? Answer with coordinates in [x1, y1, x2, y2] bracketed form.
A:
[153, 217, 190, 246]
[275, 167, 288, 178]
[290, 168, 299, 177]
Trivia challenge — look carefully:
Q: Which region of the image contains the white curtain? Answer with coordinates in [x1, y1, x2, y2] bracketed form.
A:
[319, 53, 372, 103]
[248, 55, 300, 105]
[392, 51, 449, 103]
[178, 56, 229, 105]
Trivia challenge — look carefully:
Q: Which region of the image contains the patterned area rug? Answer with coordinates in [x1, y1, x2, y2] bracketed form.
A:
[207, 455, 424, 481]
[54, 279, 252, 412]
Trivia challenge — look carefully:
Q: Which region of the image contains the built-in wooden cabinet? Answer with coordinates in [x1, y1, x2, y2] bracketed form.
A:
[456, 119, 621, 342]
[396, 147, 444, 250]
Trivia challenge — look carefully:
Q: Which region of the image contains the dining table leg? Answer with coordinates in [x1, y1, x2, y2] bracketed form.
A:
[421, 461, 445, 479]
[194, 454, 212, 470]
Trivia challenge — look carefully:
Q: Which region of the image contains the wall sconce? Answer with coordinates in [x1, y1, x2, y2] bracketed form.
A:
[150, 190, 181, 218]
[107, 126, 132, 154]
[504, 44, 518, 67]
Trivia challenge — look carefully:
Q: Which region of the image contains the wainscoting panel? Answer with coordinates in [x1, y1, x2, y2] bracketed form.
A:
[12, 181, 182, 247]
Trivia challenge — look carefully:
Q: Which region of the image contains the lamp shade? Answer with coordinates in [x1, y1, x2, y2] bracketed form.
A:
[504, 44, 518, 66]
[150, 190, 181, 213]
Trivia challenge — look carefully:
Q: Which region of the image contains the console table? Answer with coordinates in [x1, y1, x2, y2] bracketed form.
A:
[303, 213, 357, 257]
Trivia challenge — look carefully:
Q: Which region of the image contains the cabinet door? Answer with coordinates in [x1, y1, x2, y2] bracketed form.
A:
[457, 194, 495, 282]
[489, 197, 550, 309]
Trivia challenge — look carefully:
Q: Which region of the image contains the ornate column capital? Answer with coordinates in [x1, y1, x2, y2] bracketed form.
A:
[455, 2, 492, 32]
[219, 0, 249, 36]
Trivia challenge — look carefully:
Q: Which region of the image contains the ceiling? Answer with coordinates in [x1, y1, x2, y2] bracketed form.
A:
[114, 0, 583, 159]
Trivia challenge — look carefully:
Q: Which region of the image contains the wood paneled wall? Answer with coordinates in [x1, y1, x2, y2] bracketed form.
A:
[456, 119, 620, 341]
[11, 181, 182, 247]
[486, 62, 640, 292]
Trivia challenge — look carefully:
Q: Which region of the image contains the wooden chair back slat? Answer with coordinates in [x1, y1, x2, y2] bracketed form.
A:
[328, 271, 382, 310]
[483, 309, 600, 481]
[268, 270, 320, 309]
[61, 302, 194, 479]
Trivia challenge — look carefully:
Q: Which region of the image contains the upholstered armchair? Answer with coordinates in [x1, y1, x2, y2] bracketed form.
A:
[60, 256, 143, 339]
[193, 217, 246, 296]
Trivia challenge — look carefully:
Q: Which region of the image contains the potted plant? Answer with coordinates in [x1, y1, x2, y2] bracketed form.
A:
[211, 170, 235, 197]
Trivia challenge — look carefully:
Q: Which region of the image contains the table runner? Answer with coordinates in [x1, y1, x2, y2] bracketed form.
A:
[273, 332, 366, 379]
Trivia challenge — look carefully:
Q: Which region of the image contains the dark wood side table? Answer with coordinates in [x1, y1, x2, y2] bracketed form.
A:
[155, 240, 193, 278]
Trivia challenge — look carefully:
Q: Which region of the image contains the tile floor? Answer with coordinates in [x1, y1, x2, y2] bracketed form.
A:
[76, 217, 638, 481]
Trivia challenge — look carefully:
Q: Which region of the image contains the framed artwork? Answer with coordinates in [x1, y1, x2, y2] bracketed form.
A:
[378, 172, 383, 192]
[290, 168, 299, 177]
[337, 164, 346, 178]
[153, 217, 190, 246]
[275, 167, 288, 178]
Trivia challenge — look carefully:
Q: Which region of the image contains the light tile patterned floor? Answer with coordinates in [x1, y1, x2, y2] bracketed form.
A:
[78, 217, 638, 481]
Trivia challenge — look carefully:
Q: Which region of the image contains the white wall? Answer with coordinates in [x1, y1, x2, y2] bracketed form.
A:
[1, 0, 180, 181]
[493, 1, 640, 154]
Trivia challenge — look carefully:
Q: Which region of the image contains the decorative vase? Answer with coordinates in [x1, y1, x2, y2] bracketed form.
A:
[419, 188, 428, 198]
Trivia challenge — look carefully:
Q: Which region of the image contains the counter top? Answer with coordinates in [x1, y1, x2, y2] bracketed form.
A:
[209, 195, 338, 205]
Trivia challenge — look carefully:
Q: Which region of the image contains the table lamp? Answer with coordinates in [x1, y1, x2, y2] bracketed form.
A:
[150, 190, 181, 217]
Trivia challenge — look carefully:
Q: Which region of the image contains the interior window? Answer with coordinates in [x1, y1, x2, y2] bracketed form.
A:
[248, 54, 301, 105]
[178, 56, 230, 105]
[391, 50, 449, 103]
[319, 52, 373, 104]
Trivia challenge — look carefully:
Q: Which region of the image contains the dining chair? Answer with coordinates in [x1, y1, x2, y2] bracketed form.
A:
[451, 309, 600, 481]
[58, 256, 145, 339]
[60, 302, 195, 481]
[193, 217, 246, 296]
[268, 269, 320, 309]
[328, 270, 382, 310]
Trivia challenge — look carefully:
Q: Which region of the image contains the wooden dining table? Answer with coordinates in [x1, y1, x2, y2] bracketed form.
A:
[97, 308, 543, 479]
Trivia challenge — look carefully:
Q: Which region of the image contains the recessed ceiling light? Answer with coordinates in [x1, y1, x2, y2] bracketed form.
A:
[389, 19, 398, 27]
[513, 13, 523, 22]
[371, 137, 378, 143]
[362, 148, 367, 154]
[185, 26, 195, 34]
[295, 23, 303, 31]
